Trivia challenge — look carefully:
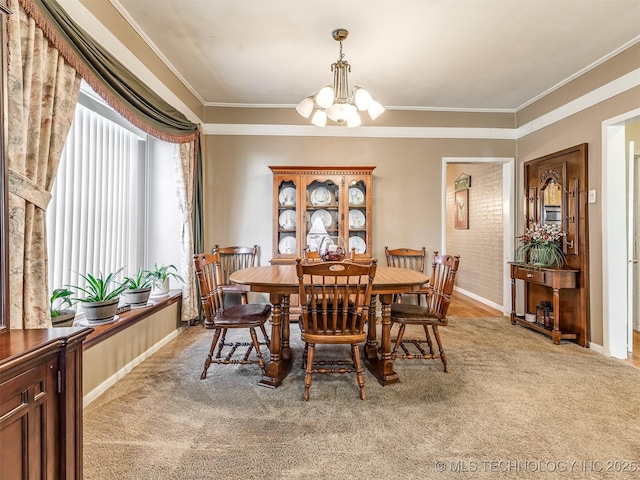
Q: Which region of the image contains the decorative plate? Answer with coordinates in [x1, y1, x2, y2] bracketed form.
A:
[278, 187, 296, 206]
[349, 236, 366, 254]
[349, 209, 365, 228]
[310, 209, 332, 229]
[278, 236, 296, 254]
[310, 187, 331, 206]
[349, 187, 365, 205]
[278, 209, 296, 230]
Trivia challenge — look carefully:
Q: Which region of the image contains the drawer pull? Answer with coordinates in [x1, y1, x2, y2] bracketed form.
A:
[526, 273, 533, 278]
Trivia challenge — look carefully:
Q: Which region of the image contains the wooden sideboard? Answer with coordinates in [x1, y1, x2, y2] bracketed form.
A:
[0, 327, 92, 479]
[513, 144, 589, 347]
[509, 263, 582, 345]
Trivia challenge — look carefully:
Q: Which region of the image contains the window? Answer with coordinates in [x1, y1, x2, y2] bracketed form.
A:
[46, 83, 182, 297]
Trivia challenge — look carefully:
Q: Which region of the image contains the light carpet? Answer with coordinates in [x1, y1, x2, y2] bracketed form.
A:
[83, 317, 640, 479]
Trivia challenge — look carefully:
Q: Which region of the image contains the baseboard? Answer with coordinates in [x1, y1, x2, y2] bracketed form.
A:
[589, 342, 604, 354]
[83, 325, 188, 407]
[453, 286, 506, 315]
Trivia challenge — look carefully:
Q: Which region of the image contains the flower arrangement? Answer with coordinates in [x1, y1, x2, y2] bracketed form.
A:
[516, 223, 566, 268]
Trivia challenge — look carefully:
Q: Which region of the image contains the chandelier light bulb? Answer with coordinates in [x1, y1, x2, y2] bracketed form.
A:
[315, 86, 334, 109]
[295, 97, 314, 118]
[311, 109, 327, 127]
[368, 100, 385, 120]
[347, 111, 362, 128]
[354, 87, 372, 111]
[296, 29, 383, 127]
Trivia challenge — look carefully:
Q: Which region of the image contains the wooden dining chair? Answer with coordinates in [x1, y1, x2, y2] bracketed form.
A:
[296, 258, 377, 401]
[194, 253, 271, 380]
[211, 244, 258, 306]
[384, 246, 430, 304]
[303, 247, 321, 263]
[390, 252, 460, 373]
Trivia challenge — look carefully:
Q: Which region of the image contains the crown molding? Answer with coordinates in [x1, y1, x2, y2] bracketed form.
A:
[204, 68, 640, 140]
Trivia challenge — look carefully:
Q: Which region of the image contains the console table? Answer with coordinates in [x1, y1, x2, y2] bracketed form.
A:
[510, 263, 581, 345]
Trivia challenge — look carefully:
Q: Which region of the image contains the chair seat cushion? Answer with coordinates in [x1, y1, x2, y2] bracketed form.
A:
[214, 303, 271, 327]
[390, 303, 447, 325]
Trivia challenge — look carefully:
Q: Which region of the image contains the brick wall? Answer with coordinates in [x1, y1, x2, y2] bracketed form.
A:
[446, 163, 503, 306]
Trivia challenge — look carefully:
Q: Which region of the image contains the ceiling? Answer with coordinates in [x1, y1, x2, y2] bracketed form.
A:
[113, 0, 640, 111]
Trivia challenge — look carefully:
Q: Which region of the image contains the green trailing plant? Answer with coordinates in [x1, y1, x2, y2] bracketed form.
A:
[68, 268, 128, 303]
[50, 288, 74, 317]
[148, 263, 184, 285]
[124, 268, 156, 290]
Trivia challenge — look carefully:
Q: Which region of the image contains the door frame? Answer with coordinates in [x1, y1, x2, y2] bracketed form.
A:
[442, 157, 515, 314]
[627, 144, 637, 353]
[602, 108, 640, 358]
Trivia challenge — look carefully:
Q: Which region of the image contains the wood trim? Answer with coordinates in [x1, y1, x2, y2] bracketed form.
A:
[269, 166, 376, 176]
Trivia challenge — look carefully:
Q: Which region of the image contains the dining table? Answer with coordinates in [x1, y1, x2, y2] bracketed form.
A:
[229, 263, 428, 388]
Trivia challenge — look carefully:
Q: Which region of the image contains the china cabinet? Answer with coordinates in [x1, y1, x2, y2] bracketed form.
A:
[269, 166, 375, 264]
[510, 144, 589, 346]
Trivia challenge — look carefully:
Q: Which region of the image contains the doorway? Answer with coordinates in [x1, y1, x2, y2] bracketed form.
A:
[602, 110, 640, 360]
[442, 157, 515, 315]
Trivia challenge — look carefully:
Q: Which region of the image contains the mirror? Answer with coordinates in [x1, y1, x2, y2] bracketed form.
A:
[541, 179, 562, 226]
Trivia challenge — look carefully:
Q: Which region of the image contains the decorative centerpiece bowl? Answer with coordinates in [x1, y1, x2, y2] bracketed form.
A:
[319, 236, 347, 262]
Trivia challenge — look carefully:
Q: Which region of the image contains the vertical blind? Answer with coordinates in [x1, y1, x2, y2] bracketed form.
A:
[47, 102, 143, 294]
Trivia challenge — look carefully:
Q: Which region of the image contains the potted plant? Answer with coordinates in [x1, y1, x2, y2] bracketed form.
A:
[122, 268, 155, 306]
[148, 263, 184, 296]
[69, 268, 128, 324]
[515, 223, 566, 268]
[50, 288, 76, 327]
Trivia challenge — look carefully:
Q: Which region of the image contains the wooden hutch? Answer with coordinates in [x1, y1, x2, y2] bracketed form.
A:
[269, 166, 375, 264]
[510, 144, 590, 346]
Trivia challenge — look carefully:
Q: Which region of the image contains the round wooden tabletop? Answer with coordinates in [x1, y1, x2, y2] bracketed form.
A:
[229, 264, 428, 295]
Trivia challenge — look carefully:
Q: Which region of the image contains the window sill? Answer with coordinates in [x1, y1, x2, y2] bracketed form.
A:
[82, 291, 182, 350]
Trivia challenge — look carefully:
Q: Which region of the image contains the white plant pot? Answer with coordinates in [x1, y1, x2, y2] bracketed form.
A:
[51, 309, 76, 327]
[81, 298, 119, 324]
[152, 278, 170, 297]
[123, 287, 152, 306]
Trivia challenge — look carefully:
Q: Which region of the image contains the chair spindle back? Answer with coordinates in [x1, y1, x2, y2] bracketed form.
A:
[296, 259, 377, 337]
[194, 253, 225, 323]
[426, 252, 460, 319]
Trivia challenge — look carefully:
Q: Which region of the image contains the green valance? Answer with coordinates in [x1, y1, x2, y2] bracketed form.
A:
[15, 0, 199, 143]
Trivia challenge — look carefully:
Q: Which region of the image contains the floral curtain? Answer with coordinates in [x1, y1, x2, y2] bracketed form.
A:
[5, 0, 203, 326]
[175, 140, 199, 322]
[21, 0, 198, 143]
[6, 0, 81, 328]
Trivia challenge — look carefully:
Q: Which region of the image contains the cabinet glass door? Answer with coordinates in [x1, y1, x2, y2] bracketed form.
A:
[304, 178, 340, 252]
[346, 178, 368, 256]
[276, 179, 298, 257]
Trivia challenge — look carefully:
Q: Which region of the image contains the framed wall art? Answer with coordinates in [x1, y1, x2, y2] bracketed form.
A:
[455, 188, 469, 229]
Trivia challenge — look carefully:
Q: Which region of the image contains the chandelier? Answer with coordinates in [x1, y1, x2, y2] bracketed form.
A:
[295, 29, 385, 127]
